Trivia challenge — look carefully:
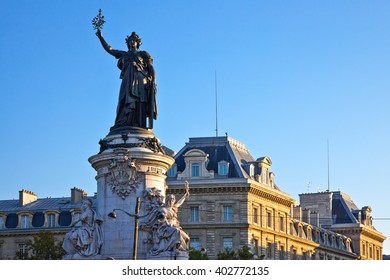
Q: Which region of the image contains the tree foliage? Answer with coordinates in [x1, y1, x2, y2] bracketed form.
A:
[217, 248, 238, 260]
[217, 245, 255, 260]
[189, 249, 209, 260]
[16, 230, 65, 260]
[237, 245, 254, 260]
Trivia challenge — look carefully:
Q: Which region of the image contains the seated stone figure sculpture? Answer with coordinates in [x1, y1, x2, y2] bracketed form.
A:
[141, 182, 190, 257]
[62, 198, 103, 259]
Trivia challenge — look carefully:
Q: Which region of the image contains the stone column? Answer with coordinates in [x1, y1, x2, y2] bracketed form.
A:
[89, 128, 174, 259]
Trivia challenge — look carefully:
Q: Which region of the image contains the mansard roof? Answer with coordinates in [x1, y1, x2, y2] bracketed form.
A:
[0, 196, 96, 213]
[173, 136, 256, 179]
[331, 192, 359, 224]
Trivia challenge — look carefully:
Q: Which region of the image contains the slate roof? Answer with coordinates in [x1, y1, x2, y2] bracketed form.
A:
[0, 197, 96, 213]
[173, 136, 255, 179]
[331, 192, 359, 224]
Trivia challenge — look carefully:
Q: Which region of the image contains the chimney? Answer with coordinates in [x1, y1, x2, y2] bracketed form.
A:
[310, 211, 320, 227]
[293, 205, 302, 220]
[302, 208, 311, 224]
[71, 187, 87, 204]
[19, 189, 37, 206]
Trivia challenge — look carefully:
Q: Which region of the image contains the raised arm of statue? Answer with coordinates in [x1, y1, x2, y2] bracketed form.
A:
[96, 29, 122, 58]
[174, 181, 190, 208]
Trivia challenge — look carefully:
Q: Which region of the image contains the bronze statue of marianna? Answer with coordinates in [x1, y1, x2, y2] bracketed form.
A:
[96, 28, 157, 130]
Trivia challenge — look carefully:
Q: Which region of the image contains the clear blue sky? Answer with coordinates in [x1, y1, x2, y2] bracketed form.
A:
[1, 1, 389, 254]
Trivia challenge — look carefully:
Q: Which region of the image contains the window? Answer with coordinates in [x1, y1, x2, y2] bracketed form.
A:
[190, 206, 199, 222]
[190, 238, 201, 250]
[267, 242, 272, 259]
[369, 246, 373, 259]
[0, 216, 4, 229]
[191, 163, 200, 177]
[279, 215, 285, 232]
[267, 211, 272, 228]
[292, 248, 298, 260]
[218, 161, 229, 176]
[249, 164, 255, 178]
[32, 212, 44, 227]
[59, 211, 72, 227]
[279, 244, 285, 260]
[47, 213, 56, 227]
[167, 164, 177, 178]
[223, 237, 233, 249]
[21, 215, 29, 229]
[262, 171, 268, 184]
[18, 243, 28, 259]
[223, 206, 232, 222]
[253, 207, 258, 224]
[252, 239, 259, 256]
[5, 213, 18, 228]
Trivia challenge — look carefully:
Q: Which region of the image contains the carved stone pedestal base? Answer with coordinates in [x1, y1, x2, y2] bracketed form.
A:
[89, 128, 174, 260]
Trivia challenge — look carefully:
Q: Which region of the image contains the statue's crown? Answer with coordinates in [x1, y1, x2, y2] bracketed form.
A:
[125, 32, 142, 47]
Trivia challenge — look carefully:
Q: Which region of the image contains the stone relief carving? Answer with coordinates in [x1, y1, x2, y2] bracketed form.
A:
[107, 156, 141, 199]
[62, 198, 103, 259]
[140, 182, 190, 257]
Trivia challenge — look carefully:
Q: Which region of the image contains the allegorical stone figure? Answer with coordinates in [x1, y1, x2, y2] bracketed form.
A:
[62, 199, 103, 259]
[96, 29, 157, 130]
[141, 182, 190, 257]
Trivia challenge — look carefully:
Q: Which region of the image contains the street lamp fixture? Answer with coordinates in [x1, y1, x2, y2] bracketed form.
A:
[107, 197, 141, 260]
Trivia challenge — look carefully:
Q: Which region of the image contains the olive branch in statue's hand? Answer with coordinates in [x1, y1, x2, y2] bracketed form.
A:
[92, 8, 105, 31]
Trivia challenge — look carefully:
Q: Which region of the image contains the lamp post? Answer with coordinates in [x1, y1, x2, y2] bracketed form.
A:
[108, 197, 142, 260]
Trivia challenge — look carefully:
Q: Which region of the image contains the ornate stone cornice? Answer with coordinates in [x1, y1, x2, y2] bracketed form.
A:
[99, 136, 165, 154]
[331, 224, 386, 242]
[248, 186, 294, 207]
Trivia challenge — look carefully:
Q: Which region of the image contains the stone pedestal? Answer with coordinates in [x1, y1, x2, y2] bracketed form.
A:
[88, 127, 174, 259]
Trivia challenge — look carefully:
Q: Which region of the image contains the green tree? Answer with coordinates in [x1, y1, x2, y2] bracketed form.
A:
[189, 249, 209, 260]
[237, 245, 254, 260]
[17, 230, 66, 260]
[217, 248, 238, 260]
[217, 246, 256, 260]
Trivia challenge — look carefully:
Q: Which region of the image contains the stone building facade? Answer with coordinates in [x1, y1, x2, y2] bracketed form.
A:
[0, 136, 385, 260]
[299, 191, 386, 260]
[166, 136, 358, 260]
[0, 188, 89, 259]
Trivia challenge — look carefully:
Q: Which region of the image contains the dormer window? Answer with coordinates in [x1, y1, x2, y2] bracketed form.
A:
[218, 161, 229, 176]
[249, 164, 255, 178]
[167, 164, 177, 178]
[47, 213, 56, 227]
[0, 215, 4, 229]
[191, 163, 200, 177]
[17, 212, 33, 229]
[177, 149, 214, 180]
[21, 215, 29, 229]
[262, 170, 268, 184]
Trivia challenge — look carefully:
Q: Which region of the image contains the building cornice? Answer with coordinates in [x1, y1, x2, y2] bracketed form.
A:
[331, 224, 386, 242]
